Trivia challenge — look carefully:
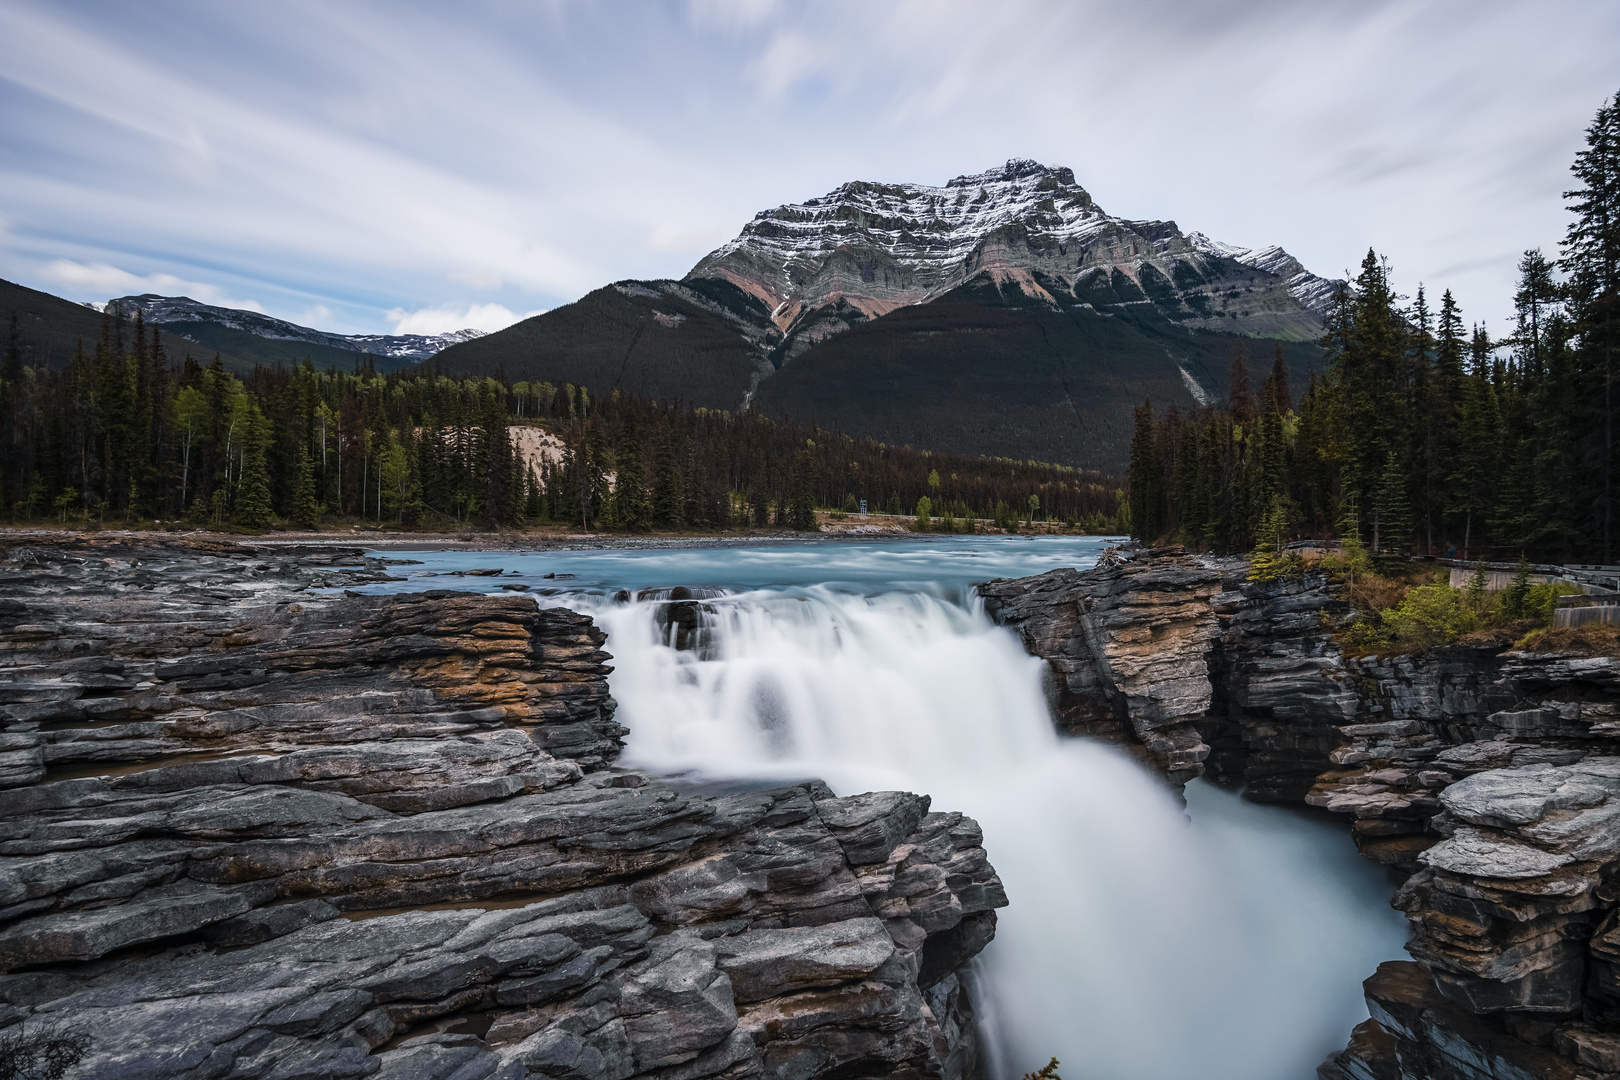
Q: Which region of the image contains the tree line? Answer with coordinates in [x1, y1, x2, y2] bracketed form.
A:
[1128, 90, 1620, 565]
[0, 311, 1125, 533]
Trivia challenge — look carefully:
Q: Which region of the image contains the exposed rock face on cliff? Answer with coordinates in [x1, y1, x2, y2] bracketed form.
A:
[0, 538, 1005, 1080]
[981, 549, 1620, 1080]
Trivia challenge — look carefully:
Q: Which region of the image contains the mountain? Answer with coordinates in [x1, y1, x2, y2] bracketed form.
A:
[692, 158, 1334, 349]
[0, 277, 244, 369]
[1, 279, 484, 374]
[435, 159, 1338, 470]
[110, 294, 485, 370]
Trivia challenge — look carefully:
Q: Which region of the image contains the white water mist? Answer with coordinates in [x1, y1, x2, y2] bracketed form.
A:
[561, 585, 1407, 1080]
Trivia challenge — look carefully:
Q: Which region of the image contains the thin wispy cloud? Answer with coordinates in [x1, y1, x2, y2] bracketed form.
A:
[385, 303, 547, 337]
[39, 259, 266, 313]
[0, 0, 1614, 335]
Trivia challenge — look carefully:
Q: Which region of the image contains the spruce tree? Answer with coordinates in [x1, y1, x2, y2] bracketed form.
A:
[585, 418, 611, 529]
[1372, 451, 1411, 557]
[651, 421, 683, 529]
[789, 449, 817, 530]
[614, 416, 650, 532]
[290, 444, 319, 529]
[1247, 497, 1300, 583]
[1330, 251, 1409, 516]
[1127, 400, 1161, 541]
[236, 409, 274, 530]
[1449, 345, 1500, 560]
[1564, 92, 1620, 560]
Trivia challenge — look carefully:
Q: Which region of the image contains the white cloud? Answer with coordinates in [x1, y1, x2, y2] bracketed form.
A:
[1, 0, 1615, 336]
[645, 222, 735, 255]
[385, 303, 545, 336]
[298, 304, 334, 326]
[449, 268, 504, 290]
[687, 0, 780, 32]
[39, 259, 266, 312]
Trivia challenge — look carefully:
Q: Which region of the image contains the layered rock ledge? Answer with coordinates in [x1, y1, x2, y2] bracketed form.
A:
[0, 538, 1005, 1080]
[982, 549, 1620, 1080]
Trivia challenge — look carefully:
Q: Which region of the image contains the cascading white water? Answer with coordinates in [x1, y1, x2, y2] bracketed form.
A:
[567, 586, 1409, 1080]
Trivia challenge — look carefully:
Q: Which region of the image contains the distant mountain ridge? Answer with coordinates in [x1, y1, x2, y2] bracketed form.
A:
[2, 277, 486, 375]
[110, 294, 485, 362]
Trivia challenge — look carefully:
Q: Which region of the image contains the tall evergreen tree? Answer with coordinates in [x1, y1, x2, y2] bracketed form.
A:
[290, 444, 319, 529]
[651, 421, 683, 529]
[1127, 400, 1162, 541]
[235, 406, 274, 530]
[1564, 91, 1620, 560]
[614, 415, 650, 532]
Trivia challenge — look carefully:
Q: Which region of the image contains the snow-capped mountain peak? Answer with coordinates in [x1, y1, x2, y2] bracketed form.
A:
[687, 159, 1340, 342]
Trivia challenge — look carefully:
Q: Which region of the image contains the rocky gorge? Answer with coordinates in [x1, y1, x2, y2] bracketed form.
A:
[0, 537, 1005, 1080]
[981, 551, 1620, 1079]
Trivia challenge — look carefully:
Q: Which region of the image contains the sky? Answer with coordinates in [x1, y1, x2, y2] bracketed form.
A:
[0, 0, 1616, 338]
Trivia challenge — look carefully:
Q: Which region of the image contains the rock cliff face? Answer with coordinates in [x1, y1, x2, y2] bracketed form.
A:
[979, 549, 1222, 783]
[982, 550, 1620, 1080]
[0, 538, 1005, 1080]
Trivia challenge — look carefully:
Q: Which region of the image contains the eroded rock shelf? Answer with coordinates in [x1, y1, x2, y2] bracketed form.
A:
[0, 538, 1005, 1080]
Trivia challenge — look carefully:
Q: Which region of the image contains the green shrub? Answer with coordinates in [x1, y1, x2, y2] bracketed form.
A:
[1341, 574, 1578, 653]
[914, 496, 932, 532]
[1379, 583, 1482, 649]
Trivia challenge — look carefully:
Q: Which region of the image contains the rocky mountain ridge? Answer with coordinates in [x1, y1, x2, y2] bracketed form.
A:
[0, 538, 1003, 1080]
[692, 159, 1338, 345]
[981, 552, 1620, 1079]
[111, 293, 486, 362]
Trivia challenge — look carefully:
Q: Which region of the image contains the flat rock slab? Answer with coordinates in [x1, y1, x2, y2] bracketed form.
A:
[0, 538, 1005, 1080]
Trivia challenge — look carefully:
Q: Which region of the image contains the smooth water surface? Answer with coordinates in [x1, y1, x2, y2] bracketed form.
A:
[363, 536, 1408, 1080]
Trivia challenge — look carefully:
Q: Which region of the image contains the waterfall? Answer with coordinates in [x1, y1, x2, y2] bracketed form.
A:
[564, 586, 1408, 1080]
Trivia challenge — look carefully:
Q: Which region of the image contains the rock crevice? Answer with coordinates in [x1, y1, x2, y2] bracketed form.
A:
[982, 549, 1620, 1079]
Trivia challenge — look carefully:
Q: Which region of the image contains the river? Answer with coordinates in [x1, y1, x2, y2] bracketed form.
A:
[361, 535, 1408, 1080]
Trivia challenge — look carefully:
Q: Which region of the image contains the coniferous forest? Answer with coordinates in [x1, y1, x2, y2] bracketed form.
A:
[0, 311, 1124, 534]
[1128, 92, 1620, 565]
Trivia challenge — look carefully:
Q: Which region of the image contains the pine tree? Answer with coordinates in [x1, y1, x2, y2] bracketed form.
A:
[1372, 451, 1411, 557]
[1127, 400, 1161, 541]
[1504, 553, 1533, 618]
[585, 417, 611, 529]
[290, 444, 319, 529]
[614, 416, 650, 532]
[1449, 342, 1500, 560]
[788, 448, 817, 530]
[236, 408, 274, 530]
[651, 421, 683, 529]
[1329, 251, 1409, 517]
[1247, 497, 1301, 583]
[1227, 346, 1255, 427]
[1564, 92, 1620, 560]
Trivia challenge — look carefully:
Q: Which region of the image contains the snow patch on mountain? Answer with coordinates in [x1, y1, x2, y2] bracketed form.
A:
[697, 158, 1118, 286]
[1186, 232, 1340, 316]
